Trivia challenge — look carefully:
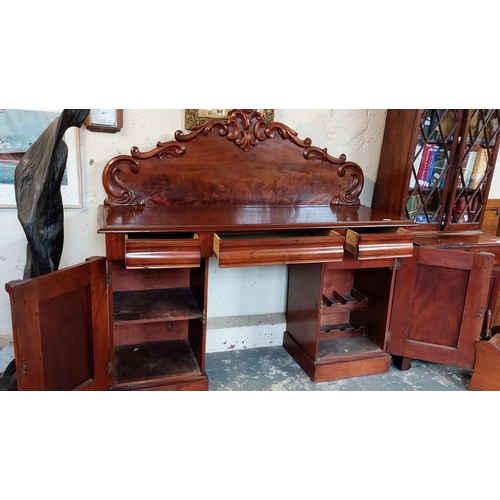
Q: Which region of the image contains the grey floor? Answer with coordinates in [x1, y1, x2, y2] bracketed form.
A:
[0, 344, 472, 390]
[205, 345, 472, 391]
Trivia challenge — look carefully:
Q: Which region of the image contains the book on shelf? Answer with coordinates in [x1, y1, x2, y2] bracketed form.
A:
[453, 196, 478, 223]
[414, 212, 435, 223]
[461, 148, 478, 188]
[428, 146, 447, 188]
[468, 147, 489, 190]
[422, 111, 439, 141]
[417, 144, 438, 188]
[406, 194, 421, 219]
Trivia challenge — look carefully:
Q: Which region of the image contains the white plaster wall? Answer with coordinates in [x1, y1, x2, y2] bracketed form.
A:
[0, 109, 387, 355]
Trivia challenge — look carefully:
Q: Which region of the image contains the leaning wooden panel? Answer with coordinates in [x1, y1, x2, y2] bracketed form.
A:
[468, 334, 500, 390]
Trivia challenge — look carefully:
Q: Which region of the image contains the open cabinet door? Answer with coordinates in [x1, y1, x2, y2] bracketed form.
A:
[388, 246, 494, 368]
[5, 257, 111, 390]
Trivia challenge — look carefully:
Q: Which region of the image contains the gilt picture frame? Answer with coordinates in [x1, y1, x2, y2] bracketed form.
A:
[185, 109, 274, 130]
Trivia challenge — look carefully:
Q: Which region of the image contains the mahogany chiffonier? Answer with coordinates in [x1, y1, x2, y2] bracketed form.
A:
[6, 109, 417, 390]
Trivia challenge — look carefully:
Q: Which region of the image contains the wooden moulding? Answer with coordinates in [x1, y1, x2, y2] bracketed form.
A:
[283, 332, 390, 382]
[345, 227, 414, 260]
[125, 233, 201, 269]
[213, 229, 345, 268]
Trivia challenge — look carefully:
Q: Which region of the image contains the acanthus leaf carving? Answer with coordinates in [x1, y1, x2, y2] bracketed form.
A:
[131, 141, 186, 160]
[265, 122, 313, 149]
[176, 109, 315, 153]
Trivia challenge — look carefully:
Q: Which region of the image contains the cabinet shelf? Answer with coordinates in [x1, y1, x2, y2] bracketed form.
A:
[113, 287, 202, 324]
[113, 339, 202, 386]
[317, 335, 385, 362]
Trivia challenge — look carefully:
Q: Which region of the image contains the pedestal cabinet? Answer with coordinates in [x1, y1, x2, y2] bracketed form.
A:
[373, 109, 500, 370]
[5, 109, 420, 390]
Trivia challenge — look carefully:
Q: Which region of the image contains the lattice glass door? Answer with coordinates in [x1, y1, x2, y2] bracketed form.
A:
[447, 109, 500, 228]
[405, 109, 461, 226]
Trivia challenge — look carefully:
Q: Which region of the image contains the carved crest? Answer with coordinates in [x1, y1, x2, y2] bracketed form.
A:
[102, 109, 364, 206]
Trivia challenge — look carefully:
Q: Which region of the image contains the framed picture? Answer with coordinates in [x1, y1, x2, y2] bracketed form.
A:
[84, 109, 123, 133]
[0, 109, 83, 208]
[185, 109, 274, 130]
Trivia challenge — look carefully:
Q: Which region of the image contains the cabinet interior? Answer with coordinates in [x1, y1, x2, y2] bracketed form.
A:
[109, 258, 207, 389]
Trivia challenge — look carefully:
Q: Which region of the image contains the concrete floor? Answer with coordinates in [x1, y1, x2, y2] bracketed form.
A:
[205, 345, 472, 391]
[1, 344, 472, 390]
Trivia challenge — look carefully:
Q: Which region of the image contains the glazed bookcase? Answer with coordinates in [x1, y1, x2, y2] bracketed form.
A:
[372, 109, 500, 231]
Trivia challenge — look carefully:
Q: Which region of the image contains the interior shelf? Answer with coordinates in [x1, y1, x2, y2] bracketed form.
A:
[320, 323, 365, 337]
[322, 288, 368, 311]
[113, 287, 202, 324]
[113, 339, 202, 385]
[316, 335, 385, 362]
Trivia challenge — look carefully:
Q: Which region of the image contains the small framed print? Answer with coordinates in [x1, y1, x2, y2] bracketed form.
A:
[85, 109, 123, 133]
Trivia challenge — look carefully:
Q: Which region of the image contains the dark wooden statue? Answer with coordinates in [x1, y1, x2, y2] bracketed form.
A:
[14, 109, 89, 278]
[1, 109, 89, 391]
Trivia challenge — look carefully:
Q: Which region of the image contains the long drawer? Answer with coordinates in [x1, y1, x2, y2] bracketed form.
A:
[125, 233, 201, 269]
[344, 228, 414, 260]
[213, 229, 345, 268]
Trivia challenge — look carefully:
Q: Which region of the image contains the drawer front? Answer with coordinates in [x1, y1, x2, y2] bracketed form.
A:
[125, 233, 201, 269]
[213, 230, 345, 268]
[345, 228, 414, 260]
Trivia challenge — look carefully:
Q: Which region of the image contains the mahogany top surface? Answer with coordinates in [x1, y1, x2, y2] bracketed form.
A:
[413, 230, 500, 248]
[98, 204, 415, 233]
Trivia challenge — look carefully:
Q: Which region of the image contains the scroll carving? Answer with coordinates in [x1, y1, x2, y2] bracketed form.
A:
[130, 142, 186, 160]
[103, 156, 144, 206]
[303, 147, 363, 206]
[103, 142, 187, 206]
[330, 162, 364, 206]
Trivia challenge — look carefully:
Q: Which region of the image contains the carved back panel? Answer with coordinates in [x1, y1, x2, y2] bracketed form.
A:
[102, 109, 364, 207]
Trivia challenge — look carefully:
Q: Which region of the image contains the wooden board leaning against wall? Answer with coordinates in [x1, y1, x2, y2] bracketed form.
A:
[482, 198, 500, 332]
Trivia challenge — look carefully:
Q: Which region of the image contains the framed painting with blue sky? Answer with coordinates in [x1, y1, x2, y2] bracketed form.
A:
[0, 109, 82, 208]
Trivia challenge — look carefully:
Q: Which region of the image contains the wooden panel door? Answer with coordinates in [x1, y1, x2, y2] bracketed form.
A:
[5, 257, 112, 390]
[388, 246, 494, 368]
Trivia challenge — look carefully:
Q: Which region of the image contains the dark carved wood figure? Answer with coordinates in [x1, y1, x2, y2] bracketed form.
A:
[2, 109, 89, 391]
[14, 109, 89, 279]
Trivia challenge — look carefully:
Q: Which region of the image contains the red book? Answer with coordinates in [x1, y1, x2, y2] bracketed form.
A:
[417, 144, 436, 188]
